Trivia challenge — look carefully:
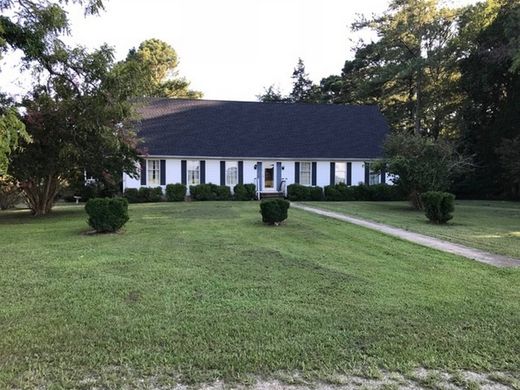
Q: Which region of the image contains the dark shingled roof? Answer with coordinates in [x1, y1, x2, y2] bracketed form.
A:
[136, 98, 389, 159]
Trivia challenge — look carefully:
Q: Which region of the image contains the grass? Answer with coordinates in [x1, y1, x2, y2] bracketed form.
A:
[302, 200, 520, 258]
[0, 201, 519, 388]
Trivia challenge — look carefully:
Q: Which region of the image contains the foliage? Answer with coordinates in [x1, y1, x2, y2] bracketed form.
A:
[165, 183, 186, 202]
[287, 184, 311, 201]
[7, 44, 140, 216]
[496, 136, 520, 199]
[258, 58, 320, 103]
[309, 186, 324, 201]
[383, 132, 471, 208]
[119, 38, 202, 99]
[0, 175, 23, 210]
[259, 198, 290, 225]
[323, 183, 403, 202]
[215, 185, 231, 200]
[85, 197, 129, 233]
[420, 191, 455, 224]
[457, 1, 520, 198]
[190, 183, 216, 201]
[0, 105, 30, 175]
[123, 187, 162, 203]
[233, 183, 256, 200]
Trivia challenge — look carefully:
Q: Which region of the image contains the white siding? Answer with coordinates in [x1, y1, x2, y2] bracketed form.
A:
[123, 158, 388, 191]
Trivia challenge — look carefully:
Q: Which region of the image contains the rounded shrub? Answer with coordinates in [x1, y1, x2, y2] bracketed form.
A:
[123, 188, 140, 203]
[420, 191, 455, 224]
[259, 198, 290, 225]
[309, 186, 324, 201]
[287, 184, 310, 201]
[85, 197, 129, 233]
[215, 185, 231, 200]
[165, 183, 186, 201]
[234, 183, 256, 200]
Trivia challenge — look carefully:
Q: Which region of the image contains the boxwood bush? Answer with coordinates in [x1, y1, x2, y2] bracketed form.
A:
[124, 187, 163, 203]
[287, 184, 323, 201]
[165, 183, 186, 202]
[324, 183, 403, 201]
[260, 198, 290, 225]
[189, 183, 232, 201]
[234, 183, 256, 200]
[420, 191, 455, 224]
[85, 197, 129, 233]
[215, 185, 231, 200]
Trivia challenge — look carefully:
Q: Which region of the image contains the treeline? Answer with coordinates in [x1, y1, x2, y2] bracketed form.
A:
[259, 0, 520, 199]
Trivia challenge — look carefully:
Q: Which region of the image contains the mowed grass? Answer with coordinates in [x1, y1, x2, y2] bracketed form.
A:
[304, 200, 520, 258]
[0, 202, 519, 388]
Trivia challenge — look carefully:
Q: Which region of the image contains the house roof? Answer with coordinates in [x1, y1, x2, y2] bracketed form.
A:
[135, 98, 389, 159]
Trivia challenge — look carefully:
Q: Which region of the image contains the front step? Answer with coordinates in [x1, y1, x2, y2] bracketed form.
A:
[259, 191, 285, 200]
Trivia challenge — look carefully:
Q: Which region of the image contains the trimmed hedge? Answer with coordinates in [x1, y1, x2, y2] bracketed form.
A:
[324, 183, 403, 201]
[85, 197, 129, 233]
[421, 191, 455, 224]
[165, 183, 186, 202]
[260, 198, 290, 225]
[124, 187, 163, 203]
[189, 183, 231, 201]
[287, 184, 323, 201]
[234, 183, 256, 200]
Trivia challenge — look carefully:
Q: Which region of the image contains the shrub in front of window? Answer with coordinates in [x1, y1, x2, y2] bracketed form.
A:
[215, 185, 231, 200]
[123, 188, 141, 203]
[324, 183, 355, 201]
[420, 191, 455, 224]
[234, 183, 256, 200]
[165, 183, 186, 202]
[85, 197, 129, 233]
[287, 184, 311, 201]
[139, 186, 163, 202]
[309, 186, 323, 201]
[260, 199, 290, 225]
[190, 184, 216, 200]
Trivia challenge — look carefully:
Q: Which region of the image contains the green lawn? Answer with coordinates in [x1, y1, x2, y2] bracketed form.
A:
[0, 202, 519, 388]
[303, 200, 520, 259]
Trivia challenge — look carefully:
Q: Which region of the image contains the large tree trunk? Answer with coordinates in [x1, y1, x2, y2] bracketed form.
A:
[20, 175, 60, 216]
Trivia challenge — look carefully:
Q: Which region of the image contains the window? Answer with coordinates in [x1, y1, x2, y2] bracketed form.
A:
[370, 172, 381, 185]
[226, 161, 238, 186]
[299, 162, 312, 186]
[335, 162, 346, 184]
[147, 159, 161, 186]
[187, 160, 200, 185]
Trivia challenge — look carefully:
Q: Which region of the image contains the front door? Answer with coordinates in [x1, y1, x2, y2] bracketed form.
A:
[264, 166, 274, 189]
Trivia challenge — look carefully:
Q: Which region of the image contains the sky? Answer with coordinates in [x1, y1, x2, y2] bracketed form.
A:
[1, 0, 479, 101]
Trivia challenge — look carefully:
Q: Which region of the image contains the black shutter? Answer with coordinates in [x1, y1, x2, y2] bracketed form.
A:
[160, 160, 166, 185]
[181, 160, 187, 185]
[238, 161, 244, 184]
[347, 162, 352, 186]
[200, 160, 206, 184]
[330, 162, 335, 185]
[311, 162, 317, 186]
[381, 167, 386, 184]
[364, 162, 370, 185]
[295, 162, 300, 184]
[140, 160, 146, 186]
[220, 161, 226, 185]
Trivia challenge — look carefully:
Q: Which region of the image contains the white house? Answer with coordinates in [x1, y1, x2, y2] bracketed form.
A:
[123, 98, 391, 197]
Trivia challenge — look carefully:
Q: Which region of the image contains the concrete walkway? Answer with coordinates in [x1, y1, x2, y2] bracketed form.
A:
[292, 203, 520, 268]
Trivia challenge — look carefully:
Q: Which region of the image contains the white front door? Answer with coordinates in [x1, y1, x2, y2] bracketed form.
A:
[263, 162, 275, 191]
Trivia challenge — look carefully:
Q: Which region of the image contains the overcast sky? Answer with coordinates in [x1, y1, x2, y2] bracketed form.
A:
[1, 0, 479, 101]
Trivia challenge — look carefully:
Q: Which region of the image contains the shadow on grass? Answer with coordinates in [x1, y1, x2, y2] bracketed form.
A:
[0, 204, 85, 224]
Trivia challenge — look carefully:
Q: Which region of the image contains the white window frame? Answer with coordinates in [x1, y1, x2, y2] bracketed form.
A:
[299, 162, 312, 186]
[187, 160, 200, 186]
[335, 162, 346, 184]
[147, 159, 161, 186]
[226, 161, 238, 187]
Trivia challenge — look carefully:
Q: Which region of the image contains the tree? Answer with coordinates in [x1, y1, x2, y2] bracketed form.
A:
[257, 85, 287, 103]
[382, 132, 472, 208]
[496, 137, 520, 199]
[120, 38, 202, 99]
[9, 45, 140, 216]
[457, 0, 520, 197]
[0, 0, 103, 173]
